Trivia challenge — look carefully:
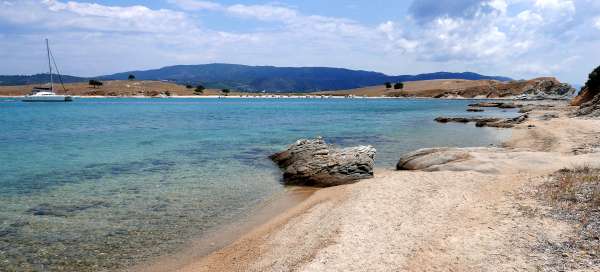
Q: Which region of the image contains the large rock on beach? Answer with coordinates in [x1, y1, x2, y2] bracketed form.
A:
[270, 138, 376, 187]
[396, 148, 471, 171]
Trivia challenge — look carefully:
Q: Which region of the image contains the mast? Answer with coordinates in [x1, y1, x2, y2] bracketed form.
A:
[46, 39, 53, 92]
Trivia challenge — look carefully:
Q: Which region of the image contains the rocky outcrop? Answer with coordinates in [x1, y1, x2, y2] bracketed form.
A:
[575, 92, 600, 117]
[467, 102, 517, 108]
[475, 114, 528, 128]
[435, 117, 500, 124]
[515, 78, 576, 100]
[435, 115, 528, 128]
[419, 78, 576, 99]
[468, 102, 506, 107]
[270, 138, 376, 187]
[467, 107, 484, 112]
[396, 148, 471, 170]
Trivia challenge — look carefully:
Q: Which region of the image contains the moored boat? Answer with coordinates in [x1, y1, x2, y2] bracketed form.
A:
[22, 39, 73, 102]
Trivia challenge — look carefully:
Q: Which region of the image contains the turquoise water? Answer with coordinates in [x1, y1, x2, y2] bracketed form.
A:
[0, 98, 516, 271]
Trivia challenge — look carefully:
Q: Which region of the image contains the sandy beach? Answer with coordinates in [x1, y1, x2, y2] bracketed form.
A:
[143, 101, 600, 271]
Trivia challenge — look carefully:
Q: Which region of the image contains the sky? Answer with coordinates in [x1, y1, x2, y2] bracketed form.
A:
[0, 0, 599, 84]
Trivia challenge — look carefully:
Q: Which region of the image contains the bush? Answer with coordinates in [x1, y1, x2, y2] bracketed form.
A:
[194, 85, 205, 94]
[394, 82, 404, 90]
[186, 84, 193, 89]
[385, 82, 392, 89]
[128, 74, 135, 80]
[221, 89, 230, 95]
[585, 65, 600, 93]
[88, 79, 103, 88]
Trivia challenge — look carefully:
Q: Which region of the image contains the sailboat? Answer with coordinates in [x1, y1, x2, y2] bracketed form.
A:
[22, 39, 73, 102]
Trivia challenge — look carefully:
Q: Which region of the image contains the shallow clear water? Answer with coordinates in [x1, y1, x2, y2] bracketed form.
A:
[0, 98, 516, 271]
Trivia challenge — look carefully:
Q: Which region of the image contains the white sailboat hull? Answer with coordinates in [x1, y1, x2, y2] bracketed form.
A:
[22, 95, 73, 102]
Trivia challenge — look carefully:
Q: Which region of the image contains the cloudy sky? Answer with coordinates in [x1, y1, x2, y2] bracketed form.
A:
[0, 0, 599, 84]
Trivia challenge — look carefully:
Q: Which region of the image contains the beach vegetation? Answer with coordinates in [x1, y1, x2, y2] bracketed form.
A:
[194, 85, 205, 95]
[385, 82, 392, 89]
[128, 74, 135, 80]
[394, 82, 404, 90]
[88, 79, 103, 88]
[221, 88, 231, 95]
[585, 65, 600, 93]
[186, 84, 193, 89]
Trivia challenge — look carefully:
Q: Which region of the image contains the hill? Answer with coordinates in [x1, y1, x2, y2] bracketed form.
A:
[0, 74, 87, 86]
[315, 77, 575, 99]
[0, 63, 511, 92]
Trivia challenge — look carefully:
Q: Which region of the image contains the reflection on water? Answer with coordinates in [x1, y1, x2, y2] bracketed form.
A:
[0, 98, 515, 270]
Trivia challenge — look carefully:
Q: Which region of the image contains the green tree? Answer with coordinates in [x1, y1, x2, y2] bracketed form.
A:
[385, 82, 392, 89]
[221, 88, 231, 95]
[128, 74, 136, 80]
[394, 82, 404, 90]
[585, 65, 600, 92]
[89, 79, 103, 88]
[194, 85, 205, 95]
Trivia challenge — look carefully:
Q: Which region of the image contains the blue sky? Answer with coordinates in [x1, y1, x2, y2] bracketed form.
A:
[0, 0, 599, 84]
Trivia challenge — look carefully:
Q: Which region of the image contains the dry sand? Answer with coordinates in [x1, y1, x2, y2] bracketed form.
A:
[144, 102, 600, 271]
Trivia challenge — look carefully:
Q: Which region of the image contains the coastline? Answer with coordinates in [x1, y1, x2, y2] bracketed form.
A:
[153, 100, 600, 271]
[1, 95, 525, 100]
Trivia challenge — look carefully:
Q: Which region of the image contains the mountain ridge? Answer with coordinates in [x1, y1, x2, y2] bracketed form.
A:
[0, 63, 512, 92]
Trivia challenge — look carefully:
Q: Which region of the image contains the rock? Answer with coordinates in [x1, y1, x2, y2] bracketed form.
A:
[571, 87, 595, 106]
[26, 201, 110, 217]
[539, 113, 559, 120]
[467, 107, 484, 112]
[396, 148, 471, 170]
[575, 92, 600, 117]
[435, 116, 500, 124]
[435, 115, 528, 128]
[516, 78, 576, 100]
[270, 138, 376, 187]
[468, 102, 505, 107]
[518, 104, 555, 113]
[497, 103, 517, 109]
[475, 114, 528, 128]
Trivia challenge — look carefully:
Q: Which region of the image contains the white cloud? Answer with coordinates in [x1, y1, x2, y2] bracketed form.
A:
[0, 0, 195, 33]
[167, 0, 222, 11]
[226, 4, 298, 22]
[0, 0, 599, 84]
[534, 0, 575, 12]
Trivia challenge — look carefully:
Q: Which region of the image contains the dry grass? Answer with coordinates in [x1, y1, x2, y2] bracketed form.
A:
[536, 166, 600, 270]
[0, 80, 249, 97]
[544, 166, 600, 211]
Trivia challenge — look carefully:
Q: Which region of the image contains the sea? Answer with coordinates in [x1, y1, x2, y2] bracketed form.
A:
[0, 98, 517, 271]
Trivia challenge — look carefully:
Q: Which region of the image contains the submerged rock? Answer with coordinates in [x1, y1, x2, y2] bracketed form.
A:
[467, 107, 484, 112]
[435, 117, 500, 124]
[270, 137, 376, 187]
[27, 201, 110, 217]
[467, 102, 505, 108]
[435, 114, 528, 128]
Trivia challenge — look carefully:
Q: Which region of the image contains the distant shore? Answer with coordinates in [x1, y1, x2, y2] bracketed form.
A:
[0, 95, 523, 100]
[144, 100, 600, 271]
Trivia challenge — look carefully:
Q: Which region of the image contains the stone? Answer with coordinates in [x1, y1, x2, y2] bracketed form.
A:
[435, 117, 500, 124]
[396, 148, 471, 171]
[467, 107, 484, 112]
[270, 137, 376, 187]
